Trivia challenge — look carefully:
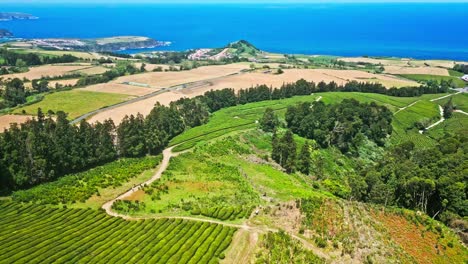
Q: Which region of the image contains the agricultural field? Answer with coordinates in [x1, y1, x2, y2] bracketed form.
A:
[0, 114, 34, 132]
[426, 112, 468, 140]
[0, 64, 92, 80]
[73, 65, 109, 75]
[81, 83, 159, 96]
[113, 63, 249, 89]
[0, 202, 235, 264]
[434, 93, 468, 112]
[339, 57, 466, 68]
[182, 69, 418, 98]
[170, 92, 446, 151]
[398, 74, 467, 88]
[384, 65, 450, 76]
[13, 90, 133, 119]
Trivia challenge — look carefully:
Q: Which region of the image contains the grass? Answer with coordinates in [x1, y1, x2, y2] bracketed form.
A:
[170, 92, 448, 151]
[433, 93, 468, 113]
[399, 74, 466, 88]
[0, 202, 236, 263]
[427, 112, 468, 140]
[13, 90, 132, 119]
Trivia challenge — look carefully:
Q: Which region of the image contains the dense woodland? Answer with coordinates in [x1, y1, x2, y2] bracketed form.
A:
[355, 135, 467, 226]
[285, 99, 393, 152]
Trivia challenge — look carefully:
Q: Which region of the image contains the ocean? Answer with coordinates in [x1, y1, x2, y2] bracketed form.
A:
[1, 3, 468, 60]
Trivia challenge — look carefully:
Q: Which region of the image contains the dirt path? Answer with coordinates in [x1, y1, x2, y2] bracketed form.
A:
[419, 105, 445, 134]
[102, 146, 186, 217]
[430, 92, 461, 102]
[394, 100, 420, 114]
[454, 109, 468, 115]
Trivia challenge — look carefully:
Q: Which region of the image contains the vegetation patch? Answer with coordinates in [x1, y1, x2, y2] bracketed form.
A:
[12, 156, 160, 205]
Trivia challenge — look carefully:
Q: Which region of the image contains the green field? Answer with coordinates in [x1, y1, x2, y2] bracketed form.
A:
[14, 90, 132, 119]
[427, 112, 468, 139]
[171, 92, 447, 151]
[0, 202, 235, 264]
[398, 74, 466, 88]
[434, 93, 468, 112]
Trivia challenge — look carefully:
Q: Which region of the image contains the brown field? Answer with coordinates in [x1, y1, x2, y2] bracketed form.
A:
[73, 66, 109, 75]
[340, 57, 468, 69]
[134, 63, 171, 72]
[384, 66, 450, 76]
[181, 69, 418, 97]
[1, 65, 91, 80]
[81, 83, 159, 96]
[88, 91, 186, 124]
[113, 63, 250, 88]
[48, 78, 80, 88]
[0, 115, 34, 132]
[88, 67, 418, 124]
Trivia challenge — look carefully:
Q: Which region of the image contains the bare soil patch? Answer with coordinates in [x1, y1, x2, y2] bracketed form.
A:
[1, 65, 91, 80]
[81, 83, 158, 96]
[0, 114, 34, 132]
[88, 91, 186, 124]
[384, 65, 449, 76]
[113, 63, 249, 88]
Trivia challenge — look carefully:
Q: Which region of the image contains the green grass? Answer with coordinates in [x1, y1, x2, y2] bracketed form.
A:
[427, 112, 468, 140]
[433, 93, 468, 113]
[13, 90, 132, 119]
[170, 92, 448, 151]
[120, 137, 261, 219]
[399, 74, 466, 88]
[0, 202, 236, 263]
[448, 69, 464, 77]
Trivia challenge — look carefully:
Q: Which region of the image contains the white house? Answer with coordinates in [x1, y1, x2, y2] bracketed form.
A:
[462, 75, 468, 82]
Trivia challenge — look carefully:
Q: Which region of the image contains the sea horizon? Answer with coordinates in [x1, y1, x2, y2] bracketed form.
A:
[1, 2, 468, 60]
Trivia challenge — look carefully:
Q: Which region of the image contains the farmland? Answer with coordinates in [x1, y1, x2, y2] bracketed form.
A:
[13, 90, 132, 119]
[0, 64, 92, 80]
[398, 74, 467, 88]
[0, 202, 235, 264]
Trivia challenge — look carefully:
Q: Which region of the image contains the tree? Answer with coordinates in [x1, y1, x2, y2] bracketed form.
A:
[271, 130, 281, 163]
[259, 108, 279, 132]
[280, 130, 296, 173]
[3, 78, 26, 107]
[443, 97, 454, 119]
[297, 141, 311, 174]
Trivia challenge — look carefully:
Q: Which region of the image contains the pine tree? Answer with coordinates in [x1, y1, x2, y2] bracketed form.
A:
[271, 130, 281, 163]
[259, 108, 279, 132]
[443, 97, 454, 119]
[281, 130, 296, 173]
[297, 141, 311, 175]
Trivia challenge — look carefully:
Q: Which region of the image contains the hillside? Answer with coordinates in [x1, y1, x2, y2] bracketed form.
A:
[188, 40, 264, 61]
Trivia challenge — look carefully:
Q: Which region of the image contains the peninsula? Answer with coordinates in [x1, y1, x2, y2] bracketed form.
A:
[0, 29, 13, 38]
[7, 36, 170, 52]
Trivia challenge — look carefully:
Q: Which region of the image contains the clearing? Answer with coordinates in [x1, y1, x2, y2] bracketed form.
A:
[0, 114, 34, 132]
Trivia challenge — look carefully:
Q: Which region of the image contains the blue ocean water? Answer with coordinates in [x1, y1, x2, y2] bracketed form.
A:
[1, 3, 468, 60]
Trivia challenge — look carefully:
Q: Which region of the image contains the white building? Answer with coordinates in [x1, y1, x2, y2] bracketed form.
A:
[462, 75, 468, 82]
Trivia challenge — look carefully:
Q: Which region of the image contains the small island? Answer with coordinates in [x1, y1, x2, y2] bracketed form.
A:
[0, 12, 38, 21]
[0, 29, 13, 38]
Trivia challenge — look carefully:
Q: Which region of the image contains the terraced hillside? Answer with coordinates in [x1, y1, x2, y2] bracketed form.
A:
[0, 202, 235, 264]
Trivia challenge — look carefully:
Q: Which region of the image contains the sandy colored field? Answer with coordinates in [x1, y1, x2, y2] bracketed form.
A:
[88, 91, 186, 124]
[384, 66, 449, 76]
[180, 69, 418, 97]
[0, 114, 34, 132]
[134, 63, 171, 72]
[48, 78, 79, 88]
[113, 63, 249, 88]
[81, 83, 159, 96]
[73, 66, 109, 75]
[88, 68, 418, 124]
[1, 65, 90, 80]
[340, 57, 468, 68]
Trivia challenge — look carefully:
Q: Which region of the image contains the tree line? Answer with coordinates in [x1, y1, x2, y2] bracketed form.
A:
[0, 48, 79, 67]
[453, 64, 468, 74]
